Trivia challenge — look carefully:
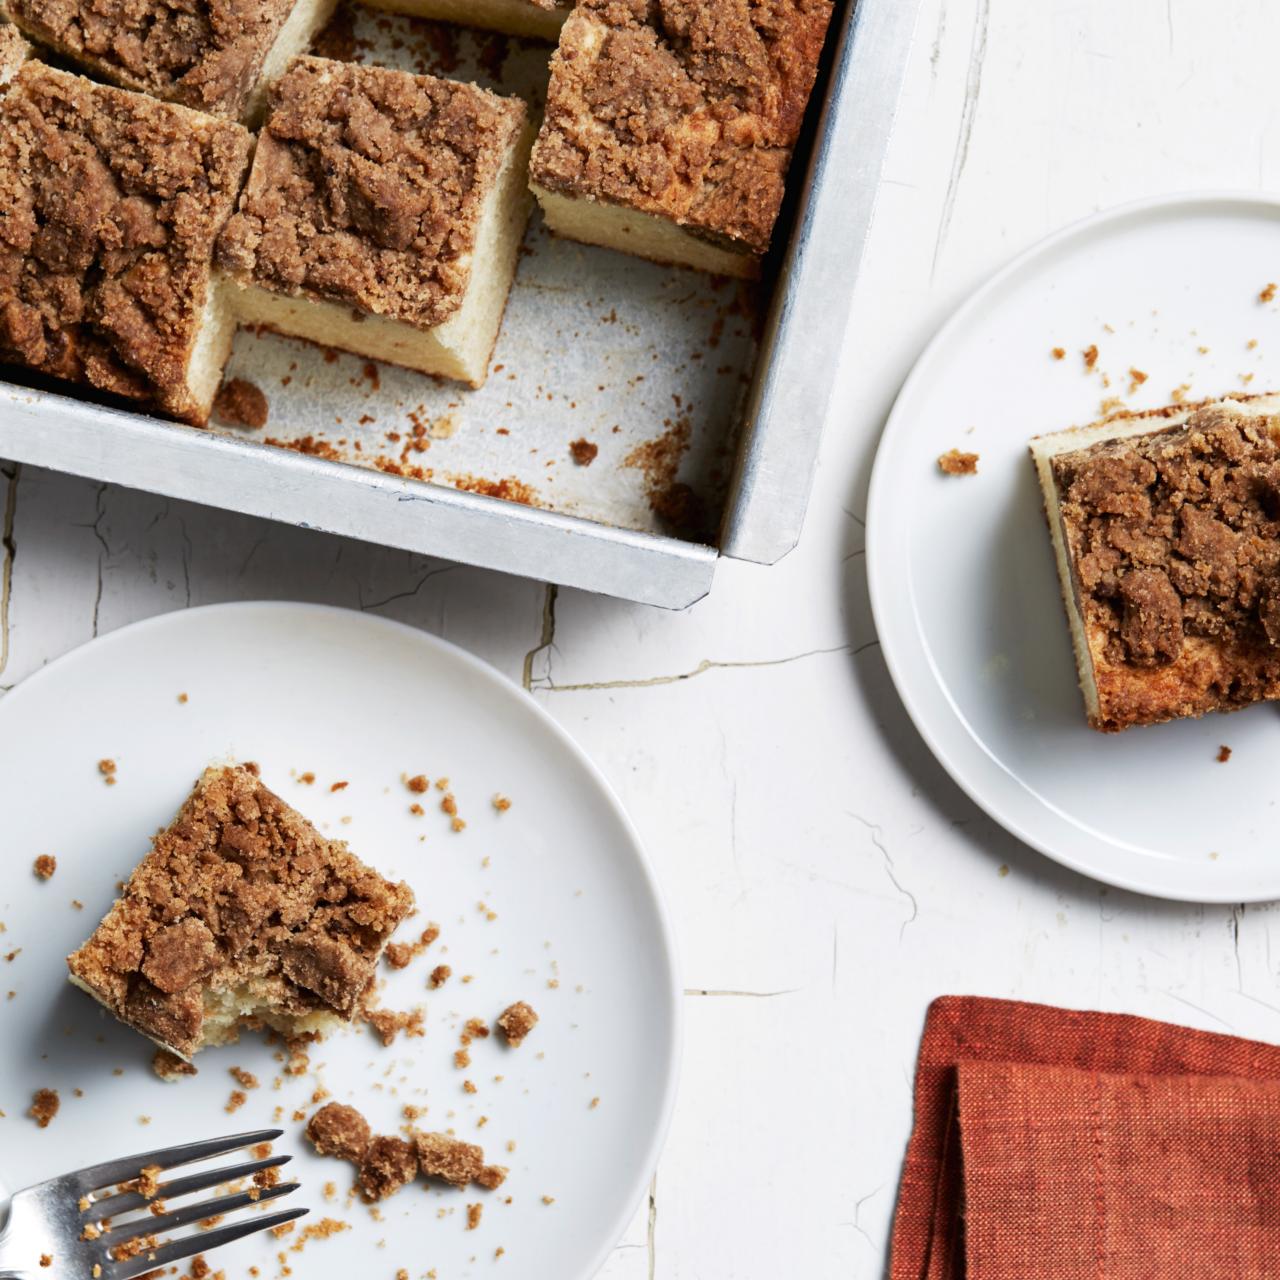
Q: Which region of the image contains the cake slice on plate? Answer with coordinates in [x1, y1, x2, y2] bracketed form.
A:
[217, 55, 534, 389]
[528, 0, 835, 278]
[1030, 394, 1280, 731]
[68, 763, 414, 1061]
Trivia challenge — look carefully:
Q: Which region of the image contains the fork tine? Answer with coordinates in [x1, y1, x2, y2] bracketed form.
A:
[108, 1181, 298, 1244]
[110, 1205, 308, 1280]
[68, 1129, 284, 1195]
[87, 1155, 292, 1221]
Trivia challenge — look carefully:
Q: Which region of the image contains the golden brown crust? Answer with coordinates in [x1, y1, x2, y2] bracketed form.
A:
[0, 64, 250, 423]
[1047, 401, 1280, 730]
[67, 764, 414, 1058]
[217, 56, 527, 330]
[529, 0, 834, 256]
[5, 0, 297, 118]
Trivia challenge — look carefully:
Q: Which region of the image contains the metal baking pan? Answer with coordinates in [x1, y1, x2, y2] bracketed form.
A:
[0, 0, 921, 609]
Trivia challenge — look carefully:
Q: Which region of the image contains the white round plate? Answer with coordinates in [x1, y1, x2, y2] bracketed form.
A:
[868, 192, 1280, 904]
[0, 602, 680, 1278]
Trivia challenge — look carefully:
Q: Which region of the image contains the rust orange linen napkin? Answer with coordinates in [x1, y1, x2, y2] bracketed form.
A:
[890, 996, 1280, 1280]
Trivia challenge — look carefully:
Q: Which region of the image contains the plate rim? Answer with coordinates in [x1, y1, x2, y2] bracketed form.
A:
[0, 599, 684, 1277]
[866, 188, 1280, 904]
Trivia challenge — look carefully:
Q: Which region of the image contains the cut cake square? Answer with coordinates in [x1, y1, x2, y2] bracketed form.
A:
[216, 55, 534, 389]
[0, 63, 251, 424]
[528, 0, 835, 278]
[67, 763, 415, 1060]
[2, 0, 338, 121]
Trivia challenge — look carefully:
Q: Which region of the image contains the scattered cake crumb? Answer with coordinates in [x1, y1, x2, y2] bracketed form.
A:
[497, 1002, 538, 1048]
[385, 924, 440, 970]
[366, 1006, 425, 1046]
[937, 449, 978, 477]
[466, 1203, 482, 1231]
[1051, 347, 1066, 360]
[178, 693, 189, 704]
[231, 1067, 260, 1090]
[32, 854, 56, 880]
[542, 1195, 555, 1205]
[1127, 368, 1148, 394]
[1261, 283, 1277, 304]
[213, 379, 270, 430]
[430, 964, 452, 989]
[589, 1096, 600, 1109]
[153, 1050, 198, 1081]
[99, 759, 118, 785]
[407, 775, 429, 794]
[29, 1088, 59, 1127]
[306, 1102, 372, 1164]
[226, 1090, 247, 1113]
[492, 795, 511, 812]
[569, 439, 598, 466]
[1218, 745, 1232, 763]
[1083, 344, 1099, 371]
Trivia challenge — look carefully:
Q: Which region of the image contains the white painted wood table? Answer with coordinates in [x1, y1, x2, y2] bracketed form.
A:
[5, 2, 1280, 1275]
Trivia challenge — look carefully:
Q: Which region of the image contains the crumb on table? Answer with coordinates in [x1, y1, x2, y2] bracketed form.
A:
[358, 1136, 418, 1202]
[1083, 344, 1099, 371]
[365, 1006, 425, 1046]
[496, 1001, 538, 1048]
[466, 1203, 483, 1231]
[1218, 745, 1232, 763]
[1051, 347, 1065, 360]
[1261, 282, 1277, 304]
[937, 449, 979, 477]
[430, 964, 452, 989]
[407, 775, 429, 794]
[33, 854, 56, 880]
[492, 795, 512, 813]
[98, 758, 117, 785]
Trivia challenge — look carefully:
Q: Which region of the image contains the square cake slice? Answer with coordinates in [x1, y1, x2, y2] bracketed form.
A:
[68, 764, 415, 1060]
[2, 0, 338, 121]
[0, 23, 31, 84]
[217, 56, 534, 389]
[358, 0, 570, 41]
[1031, 394, 1280, 732]
[528, 0, 835, 278]
[0, 63, 251, 424]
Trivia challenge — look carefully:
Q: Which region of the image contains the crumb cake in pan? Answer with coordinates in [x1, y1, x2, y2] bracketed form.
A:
[2, 0, 337, 121]
[217, 56, 534, 389]
[1031, 394, 1280, 732]
[0, 23, 30, 82]
[529, 0, 836, 278]
[359, 0, 571, 41]
[0, 63, 251, 424]
[67, 763, 414, 1060]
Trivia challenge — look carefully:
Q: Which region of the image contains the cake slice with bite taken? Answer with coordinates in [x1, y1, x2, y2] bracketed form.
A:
[68, 763, 414, 1061]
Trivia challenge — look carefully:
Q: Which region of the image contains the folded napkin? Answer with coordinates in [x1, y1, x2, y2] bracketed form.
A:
[891, 996, 1280, 1280]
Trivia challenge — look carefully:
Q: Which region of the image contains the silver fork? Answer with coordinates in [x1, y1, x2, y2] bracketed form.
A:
[0, 1127, 307, 1280]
